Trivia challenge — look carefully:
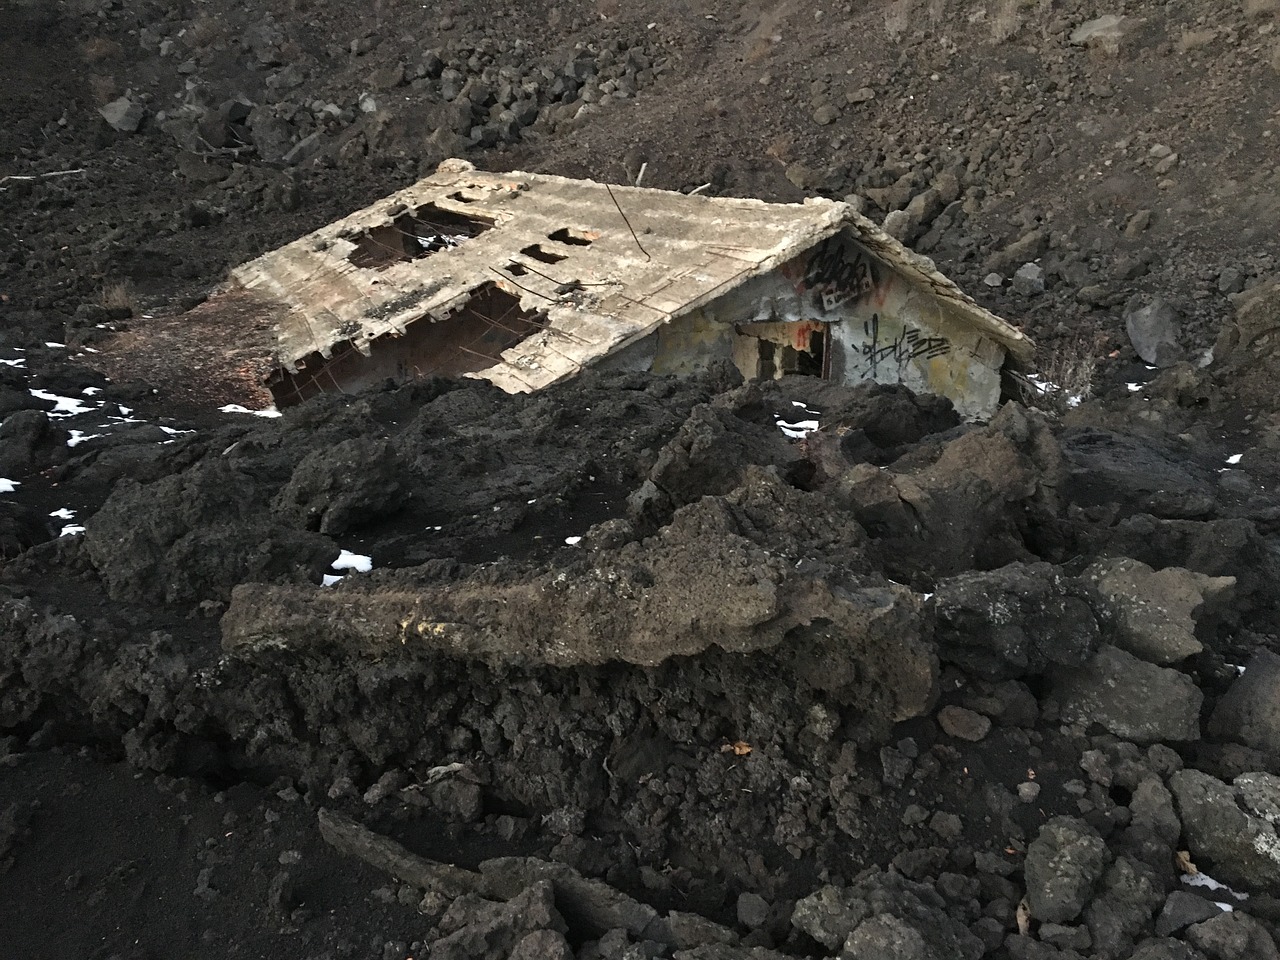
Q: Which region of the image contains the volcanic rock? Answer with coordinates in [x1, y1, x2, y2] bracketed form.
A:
[1185, 910, 1280, 960]
[1084, 558, 1234, 665]
[1125, 298, 1185, 367]
[790, 870, 983, 959]
[1170, 769, 1280, 896]
[1209, 649, 1280, 753]
[1053, 645, 1202, 743]
[931, 561, 1101, 681]
[1155, 891, 1224, 937]
[1023, 816, 1110, 924]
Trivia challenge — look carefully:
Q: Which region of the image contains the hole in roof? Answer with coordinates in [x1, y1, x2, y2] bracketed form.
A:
[345, 203, 494, 270]
[504, 262, 528, 277]
[521, 244, 568, 265]
[448, 189, 487, 204]
[268, 284, 547, 407]
[548, 227, 593, 247]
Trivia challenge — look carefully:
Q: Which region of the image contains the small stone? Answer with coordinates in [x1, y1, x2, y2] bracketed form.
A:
[1125, 210, 1153, 237]
[846, 86, 876, 103]
[736, 892, 770, 929]
[983, 272, 1005, 288]
[882, 208, 918, 242]
[930, 811, 964, 840]
[99, 96, 146, 133]
[1154, 890, 1223, 936]
[1125, 298, 1185, 367]
[1077, 283, 1112, 306]
[1018, 781, 1042, 803]
[938, 706, 992, 742]
[1218, 268, 1246, 295]
[363, 769, 408, 805]
[1012, 262, 1046, 296]
[785, 163, 819, 190]
[812, 104, 840, 125]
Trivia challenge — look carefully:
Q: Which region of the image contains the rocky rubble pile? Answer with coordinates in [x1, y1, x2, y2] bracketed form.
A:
[4, 335, 1280, 957]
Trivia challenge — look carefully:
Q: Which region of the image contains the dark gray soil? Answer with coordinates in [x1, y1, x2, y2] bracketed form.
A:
[3, 1, 1280, 959]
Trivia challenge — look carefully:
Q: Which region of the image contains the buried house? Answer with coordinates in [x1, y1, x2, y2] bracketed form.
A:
[232, 159, 1033, 419]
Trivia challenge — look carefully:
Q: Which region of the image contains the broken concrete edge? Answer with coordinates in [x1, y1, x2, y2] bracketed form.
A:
[316, 807, 740, 948]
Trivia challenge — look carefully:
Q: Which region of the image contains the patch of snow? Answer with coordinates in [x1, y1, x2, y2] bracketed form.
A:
[0, 478, 18, 493]
[565, 536, 583, 545]
[59, 524, 86, 537]
[322, 574, 343, 587]
[219, 404, 282, 418]
[1213, 901, 1235, 912]
[82, 387, 102, 395]
[159, 426, 196, 436]
[777, 418, 820, 439]
[331, 550, 372, 573]
[1226, 454, 1243, 465]
[1182, 871, 1248, 902]
[1126, 382, 1142, 392]
[44, 341, 65, 348]
[0, 358, 25, 368]
[49, 508, 75, 519]
[29, 388, 98, 416]
[68, 430, 105, 447]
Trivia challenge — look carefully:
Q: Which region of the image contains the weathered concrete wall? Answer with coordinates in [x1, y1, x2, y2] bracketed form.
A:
[642, 229, 1007, 419]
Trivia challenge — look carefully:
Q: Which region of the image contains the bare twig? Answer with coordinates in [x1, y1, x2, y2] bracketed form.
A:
[686, 182, 713, 196]
[633, 161, 647, 188]
[604, 182, 651, 261]
[0, 168, 86, 189]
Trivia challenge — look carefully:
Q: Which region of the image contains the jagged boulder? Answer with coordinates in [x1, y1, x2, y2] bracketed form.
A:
[1054, 646, 1202, 743]
[1084, 558, 1234, 665]
[931, 561, 1102, 681]
[1170, 769, 1280, 897]
[1208, 650, 1280, 754]
[791, 869, 983, 960]
[1024, 817, 1110, 924]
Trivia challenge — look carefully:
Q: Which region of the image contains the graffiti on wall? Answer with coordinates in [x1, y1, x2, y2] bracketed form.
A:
[785, 235, 885, 311]
[856, 314, 951, 380]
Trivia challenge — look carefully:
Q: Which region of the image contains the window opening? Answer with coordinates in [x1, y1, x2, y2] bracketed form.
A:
[520, 244, 568, 265]
[548, 227, 593, 246]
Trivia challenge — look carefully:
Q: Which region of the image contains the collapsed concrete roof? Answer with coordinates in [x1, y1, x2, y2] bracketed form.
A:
[230, 159, 1032, 404]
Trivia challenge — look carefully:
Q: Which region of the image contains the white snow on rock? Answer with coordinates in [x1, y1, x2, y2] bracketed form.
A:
[565, 536, 583, 545]
[331, 550, 373, 573]
[0, 478, 18, 493]
[777, 419, 819, 439]
[219, 404, 283, 418]
[29, 388, 98, 416]
[59, 524, 86, 537]
[1182, 870, 1248, 905]
[1226, 454, 1243, 465]
[49, 508, 75, 519]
